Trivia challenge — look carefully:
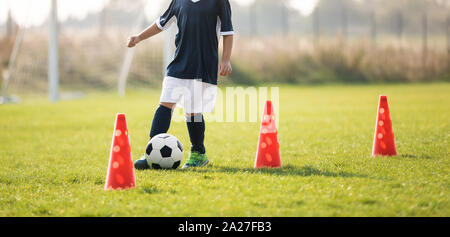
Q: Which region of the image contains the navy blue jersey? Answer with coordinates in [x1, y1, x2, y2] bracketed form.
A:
[156, 0, 234, 85]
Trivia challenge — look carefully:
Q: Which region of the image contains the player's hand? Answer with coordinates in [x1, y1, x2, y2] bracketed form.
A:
[219, 60, 232, 77]
[127, 35, 141, 48]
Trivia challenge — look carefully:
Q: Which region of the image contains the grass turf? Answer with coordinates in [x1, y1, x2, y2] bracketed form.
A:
[0, 83, 448, 216]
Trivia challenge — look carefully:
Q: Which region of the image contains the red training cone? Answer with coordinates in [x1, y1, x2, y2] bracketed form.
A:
[105, 113, 136, 190]
[372, 95, 397, 156]
[255, 100, 282, 168]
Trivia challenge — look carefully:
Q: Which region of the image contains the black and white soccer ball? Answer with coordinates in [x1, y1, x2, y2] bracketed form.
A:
[145, 134, 184, 169]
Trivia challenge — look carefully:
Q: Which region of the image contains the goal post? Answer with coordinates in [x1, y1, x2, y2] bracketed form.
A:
[118, 0, 176, 97]
[1, 25, 25, 104]
[118, 0, 151, 97]
[48, 0, 59, 102]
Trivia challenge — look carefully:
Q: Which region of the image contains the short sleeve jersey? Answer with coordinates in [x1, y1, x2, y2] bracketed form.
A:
[156, 0, 234, 85]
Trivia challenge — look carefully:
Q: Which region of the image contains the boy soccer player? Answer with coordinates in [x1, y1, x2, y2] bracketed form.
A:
[128, 0, 234, 169]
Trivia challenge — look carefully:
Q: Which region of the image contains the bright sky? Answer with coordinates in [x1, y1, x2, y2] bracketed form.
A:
[0, 0, 319, 27]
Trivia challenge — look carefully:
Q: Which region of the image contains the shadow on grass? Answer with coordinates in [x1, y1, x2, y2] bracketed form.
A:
[188, 164, 368, 179]
[400, 154, 432, 159]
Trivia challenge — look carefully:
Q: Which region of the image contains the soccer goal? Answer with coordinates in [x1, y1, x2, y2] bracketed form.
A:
[1, 0, 173, 103]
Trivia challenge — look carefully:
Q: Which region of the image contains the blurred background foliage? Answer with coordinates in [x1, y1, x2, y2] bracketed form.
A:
[0, 0, 449, 94]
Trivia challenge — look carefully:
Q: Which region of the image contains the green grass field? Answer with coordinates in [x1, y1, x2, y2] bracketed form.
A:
[0, 83, 448, 217]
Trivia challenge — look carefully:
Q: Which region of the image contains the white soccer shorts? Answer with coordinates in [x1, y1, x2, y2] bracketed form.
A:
[159, 76, 218, 114]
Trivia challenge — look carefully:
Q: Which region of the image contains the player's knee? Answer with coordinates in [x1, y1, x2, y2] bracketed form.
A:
[186, 113, 203, 117]
[185, 113, 203, 122]
[160, 102, 176, 109]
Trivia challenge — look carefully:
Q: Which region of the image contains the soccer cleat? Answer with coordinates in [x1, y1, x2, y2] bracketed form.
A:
[134, 155, 150, 170]
[182, 152, 209, 169]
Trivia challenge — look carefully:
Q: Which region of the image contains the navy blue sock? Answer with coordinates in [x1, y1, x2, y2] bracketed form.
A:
[149, 105, 173, 138]
[186, 114, 206, 154]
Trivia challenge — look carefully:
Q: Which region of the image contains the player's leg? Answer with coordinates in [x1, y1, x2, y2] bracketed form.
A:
[186, 113, 206, 154]
[135, 77, 181, 170]
[182, 113, 209, 169]
[181, 81, 217, 169]
[149, 102, 176, 138]
[135, 102, 176, 170]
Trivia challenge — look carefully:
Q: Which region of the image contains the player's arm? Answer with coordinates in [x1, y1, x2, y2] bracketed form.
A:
[218, 0, 234, 77]
[219, 35, 234, 77]
[128, 0, 176, 48]
[127, 23, 162, 48]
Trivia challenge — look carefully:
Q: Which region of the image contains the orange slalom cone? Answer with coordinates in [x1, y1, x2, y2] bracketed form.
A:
[255, 100, 282, 168]
[372, 95, 397, 156]
[105, 113, 136, 190]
